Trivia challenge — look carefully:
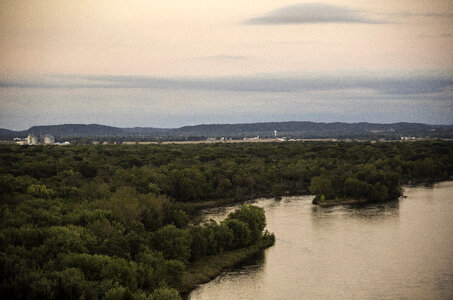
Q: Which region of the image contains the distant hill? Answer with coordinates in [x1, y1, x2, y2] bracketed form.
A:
[166, 121, 453, 139]
[1, 122, 452, 140]
[1, 124, 169, 139]
[0, 128, 15, 136]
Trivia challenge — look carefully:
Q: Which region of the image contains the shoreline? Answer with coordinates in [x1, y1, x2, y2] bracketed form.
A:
[188, 179, 451, 212]
[188, 189, 309, 211]
[179, 237, 274, 297]
[312, 179, 453, 207]
[315, 198, 370, 206]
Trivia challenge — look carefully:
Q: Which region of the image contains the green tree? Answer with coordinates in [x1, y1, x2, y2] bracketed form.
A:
[309, 176, 335, 200]
[151, 225, 192, 263]
[222, 219, 251, 248]
[227, 205, 266, 243]
[27, 184, 55, 199]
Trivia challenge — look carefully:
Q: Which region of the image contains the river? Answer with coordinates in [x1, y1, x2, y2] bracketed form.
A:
[188, 181, 453, 299]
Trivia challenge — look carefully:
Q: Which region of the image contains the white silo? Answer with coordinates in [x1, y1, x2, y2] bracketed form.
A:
[43, 134, 55, 144]
[27, 133, 38, 145]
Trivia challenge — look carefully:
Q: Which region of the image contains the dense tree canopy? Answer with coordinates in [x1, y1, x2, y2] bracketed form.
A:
[0, 140, 451, 298]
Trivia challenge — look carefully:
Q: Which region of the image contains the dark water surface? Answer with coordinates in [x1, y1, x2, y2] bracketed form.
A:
[189, 181, 453, 299]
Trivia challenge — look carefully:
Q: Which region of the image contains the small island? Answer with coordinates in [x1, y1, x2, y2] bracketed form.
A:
[310, 170, 402, 206]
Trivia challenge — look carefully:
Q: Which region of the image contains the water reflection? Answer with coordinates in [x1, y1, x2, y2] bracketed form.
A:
[311, 200, 399, 217]
[191, 182, 453, 300]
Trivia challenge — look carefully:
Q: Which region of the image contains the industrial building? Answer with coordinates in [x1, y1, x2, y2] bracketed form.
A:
[43, 134, 55, 144]
[24, 133, 56, 145]
[27, 133, 39, 145]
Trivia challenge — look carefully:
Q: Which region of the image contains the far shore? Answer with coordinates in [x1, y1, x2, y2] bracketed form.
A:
[188, 179, 453, 213]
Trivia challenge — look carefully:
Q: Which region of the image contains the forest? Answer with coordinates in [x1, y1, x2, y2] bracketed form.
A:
[1, 140, 452, 299]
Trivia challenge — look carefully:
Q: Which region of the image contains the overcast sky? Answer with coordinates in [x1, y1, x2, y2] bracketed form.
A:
[1, 0, 452, 130]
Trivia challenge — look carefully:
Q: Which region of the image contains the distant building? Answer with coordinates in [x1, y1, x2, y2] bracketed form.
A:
[243, 136, 260, 141]
[14, 137, 26, 145]
[27, 133, 38, 145]
[43, 134, 55, 144]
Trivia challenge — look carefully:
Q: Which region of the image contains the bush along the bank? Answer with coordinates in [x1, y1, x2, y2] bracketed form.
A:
[189, 205, 272, 261]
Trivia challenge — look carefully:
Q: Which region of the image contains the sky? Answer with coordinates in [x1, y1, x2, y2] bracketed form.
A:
[0, 0, 452, 130]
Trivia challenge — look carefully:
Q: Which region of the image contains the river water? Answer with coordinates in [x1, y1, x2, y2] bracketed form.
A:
[189, 181, 453, 299]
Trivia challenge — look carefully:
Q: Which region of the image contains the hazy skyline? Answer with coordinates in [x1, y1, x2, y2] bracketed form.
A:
[1, 0, 452, 130]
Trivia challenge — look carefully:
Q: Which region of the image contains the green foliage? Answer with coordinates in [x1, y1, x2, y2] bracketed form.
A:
[212, 222, 234, 253]
[168, 209, 189, 228]
[135, 249, 184, 290]
[309, 176, 335, 200]
[189, 226, 210, 261]
[0, 174, 16, 194]
[140, 197, 167, 231]
[0, 141, 451, 299]
[103, 286, 149, 300]
[58, 253, 138, 291]
[150, 283, 181, 300]
[78, 161, 97, 178]
[105, 187, 142, 226]
[344, 177, 371, 199]
[150, 288, 181, 300]
[43, 225, 97, 256]
[27, 184, 55, 199]
[222, 219, 251, 248]
[152, 225, 192, 263]
[51, 268, 87, 300]
[227, 205, 266, 243]
[167, 168, 207, 202]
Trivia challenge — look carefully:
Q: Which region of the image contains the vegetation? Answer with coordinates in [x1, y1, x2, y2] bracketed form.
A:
[0, 140, 452, 298]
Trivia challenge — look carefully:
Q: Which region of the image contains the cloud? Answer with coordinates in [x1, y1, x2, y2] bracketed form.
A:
[244, 3, 386, 25]
[396, 12, 453, 18]
[1, 72, 452, 98]
[2, 72, 452, 130]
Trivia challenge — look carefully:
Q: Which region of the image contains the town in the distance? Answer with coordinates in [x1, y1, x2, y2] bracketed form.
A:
[2, 121, 453, 145]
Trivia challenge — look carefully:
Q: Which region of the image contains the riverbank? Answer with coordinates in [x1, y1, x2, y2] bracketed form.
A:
[189, 175, 453, 212]
[314, 198, 370, 206]
[178, 236, 275, 296]
[188, 189, 309, 211]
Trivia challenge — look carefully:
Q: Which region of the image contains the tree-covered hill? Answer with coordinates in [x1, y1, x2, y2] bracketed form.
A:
[2, 121, 452, 140]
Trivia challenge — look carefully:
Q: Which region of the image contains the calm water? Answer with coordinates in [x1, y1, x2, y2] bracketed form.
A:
[189, 181, 453, 299]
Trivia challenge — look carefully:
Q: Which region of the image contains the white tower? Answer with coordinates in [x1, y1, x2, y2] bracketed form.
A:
[27, 133, 38, 145]
[274, 130, 277, 137]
